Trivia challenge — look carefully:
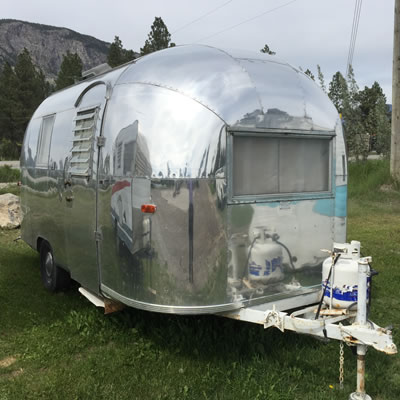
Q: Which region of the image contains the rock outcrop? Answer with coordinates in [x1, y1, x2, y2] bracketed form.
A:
[0, 193, 21, 228]
[0, 19, 110, 79]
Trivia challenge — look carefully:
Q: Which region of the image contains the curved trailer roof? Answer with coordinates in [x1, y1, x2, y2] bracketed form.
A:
[33, 45, 339, 132]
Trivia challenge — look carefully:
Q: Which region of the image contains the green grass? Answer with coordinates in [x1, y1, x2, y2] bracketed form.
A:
[348, 159, 394, 199]
[0, 161, 399, 399]
[0, 165, 20, 183]
[0, 185, 20, 196]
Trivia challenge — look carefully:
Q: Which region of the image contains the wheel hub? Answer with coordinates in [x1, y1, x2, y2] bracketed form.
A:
[44, 252, 53, 277]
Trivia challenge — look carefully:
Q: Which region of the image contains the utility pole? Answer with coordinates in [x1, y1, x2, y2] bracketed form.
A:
[391, 0, 400, 180]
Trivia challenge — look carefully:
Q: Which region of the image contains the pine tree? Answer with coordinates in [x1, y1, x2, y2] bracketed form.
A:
[374, 97, 391, 156]
[0, 62, 21, 158]
[0, 48, 48, 157]
[357, 81, 385, 122]
[0, 63, 18, 141]
[107, 36, 135, 67]
[343, 66, 365, 160]
[328, 71, 349, 115]
[304, 69, 315, 80]
[55, 51, 83, 90]
[140, 17, 173, 56]
[317, 65, 326, 93]
[260, 44, 276, 55]
[358, 81, 390, 156]
[327, 68, 368, 160]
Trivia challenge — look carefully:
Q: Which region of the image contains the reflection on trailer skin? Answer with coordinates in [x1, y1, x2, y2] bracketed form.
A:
[21, 44, 347, 312]
[150, 180, 225, 294]
[111, 121, 152, 256]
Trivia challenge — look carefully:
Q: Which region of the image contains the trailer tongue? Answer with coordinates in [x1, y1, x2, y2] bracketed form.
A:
[223, 243, 396, 400]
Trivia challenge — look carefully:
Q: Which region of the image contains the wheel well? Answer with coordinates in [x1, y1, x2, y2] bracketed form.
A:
[36, 237, 47, 252]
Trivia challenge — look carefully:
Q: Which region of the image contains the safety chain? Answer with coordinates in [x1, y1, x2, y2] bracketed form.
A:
[339, 341, 344, 389]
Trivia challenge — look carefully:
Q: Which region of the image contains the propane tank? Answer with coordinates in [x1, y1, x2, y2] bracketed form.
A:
[322, 241, 370, 309]
[248, 227, 284, 284]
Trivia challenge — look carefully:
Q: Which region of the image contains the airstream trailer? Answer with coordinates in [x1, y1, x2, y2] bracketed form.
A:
[20, 45, 396, 397]
[20, 45, 348, 312]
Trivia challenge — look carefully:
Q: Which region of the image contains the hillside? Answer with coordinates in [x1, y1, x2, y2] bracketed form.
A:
[0, 19, 110, 79]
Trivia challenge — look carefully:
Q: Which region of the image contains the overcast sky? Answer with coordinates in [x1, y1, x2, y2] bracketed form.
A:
[3, 0, 395, 101]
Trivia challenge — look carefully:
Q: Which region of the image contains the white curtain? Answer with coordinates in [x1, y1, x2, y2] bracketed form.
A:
[233, 136, 330, 196]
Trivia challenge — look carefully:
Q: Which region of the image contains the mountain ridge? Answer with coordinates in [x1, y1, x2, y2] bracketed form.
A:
[0, 19, 111, 79]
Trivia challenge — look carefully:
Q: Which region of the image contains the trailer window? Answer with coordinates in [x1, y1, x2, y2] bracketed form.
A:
[36, 115, 55, 166]
[233, 135, 330, 196]
[123, 141, 135, 175]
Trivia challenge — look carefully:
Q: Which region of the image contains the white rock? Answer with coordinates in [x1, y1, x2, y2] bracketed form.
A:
[0, 193, 21, 228]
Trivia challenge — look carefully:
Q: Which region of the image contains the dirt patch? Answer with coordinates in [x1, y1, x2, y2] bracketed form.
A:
[0, 356, 16, 368]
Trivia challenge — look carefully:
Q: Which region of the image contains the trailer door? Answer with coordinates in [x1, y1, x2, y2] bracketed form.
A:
[62, 82, 108, 292]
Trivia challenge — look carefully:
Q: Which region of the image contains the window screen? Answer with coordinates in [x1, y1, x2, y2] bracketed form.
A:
[233, 135, 330, 196]
[36, 115, 55, 166]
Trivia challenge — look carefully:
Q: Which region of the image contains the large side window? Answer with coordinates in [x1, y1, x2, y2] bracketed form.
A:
[232, 135, 331, 197]
[36, 114, 55, 167]
[70, 107, 98, 176]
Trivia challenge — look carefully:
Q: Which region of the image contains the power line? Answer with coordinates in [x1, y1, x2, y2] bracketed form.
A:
[347, 0, 362, 74]
[172, 0, 234, 35]
[346, 0, 363, 77]
[193, 0, 298, 43]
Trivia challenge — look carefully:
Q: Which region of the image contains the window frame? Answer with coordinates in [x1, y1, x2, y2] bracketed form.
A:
[227, 128, 335, 204]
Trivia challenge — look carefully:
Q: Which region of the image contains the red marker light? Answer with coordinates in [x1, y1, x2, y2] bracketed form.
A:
[141, 204, 157, 214]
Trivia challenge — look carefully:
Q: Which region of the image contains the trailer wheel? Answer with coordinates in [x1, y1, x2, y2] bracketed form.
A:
[40, 242, 70, 292]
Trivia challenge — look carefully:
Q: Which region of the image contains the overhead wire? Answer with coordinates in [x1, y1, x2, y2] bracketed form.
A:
[346, 0, 363, 77]
[346, 0, 358, 76]
[172, 0, 234, 35]
[347, 0, 362, 74]
[193, 0, 298, 43]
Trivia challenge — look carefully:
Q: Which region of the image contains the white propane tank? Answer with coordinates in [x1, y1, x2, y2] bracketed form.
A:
[322, 241, 370, 309]
[248, 227, 284, 284]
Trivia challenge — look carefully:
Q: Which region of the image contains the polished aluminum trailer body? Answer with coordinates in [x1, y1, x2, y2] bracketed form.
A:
[20, 45, 347, 314]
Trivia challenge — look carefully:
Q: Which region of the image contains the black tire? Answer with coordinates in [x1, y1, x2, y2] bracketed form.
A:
[40, 241, 70, 292]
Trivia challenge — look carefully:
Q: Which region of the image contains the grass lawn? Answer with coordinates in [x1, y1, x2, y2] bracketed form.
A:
[0, 160, 399, 399]
[0, 165, 20, 184]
